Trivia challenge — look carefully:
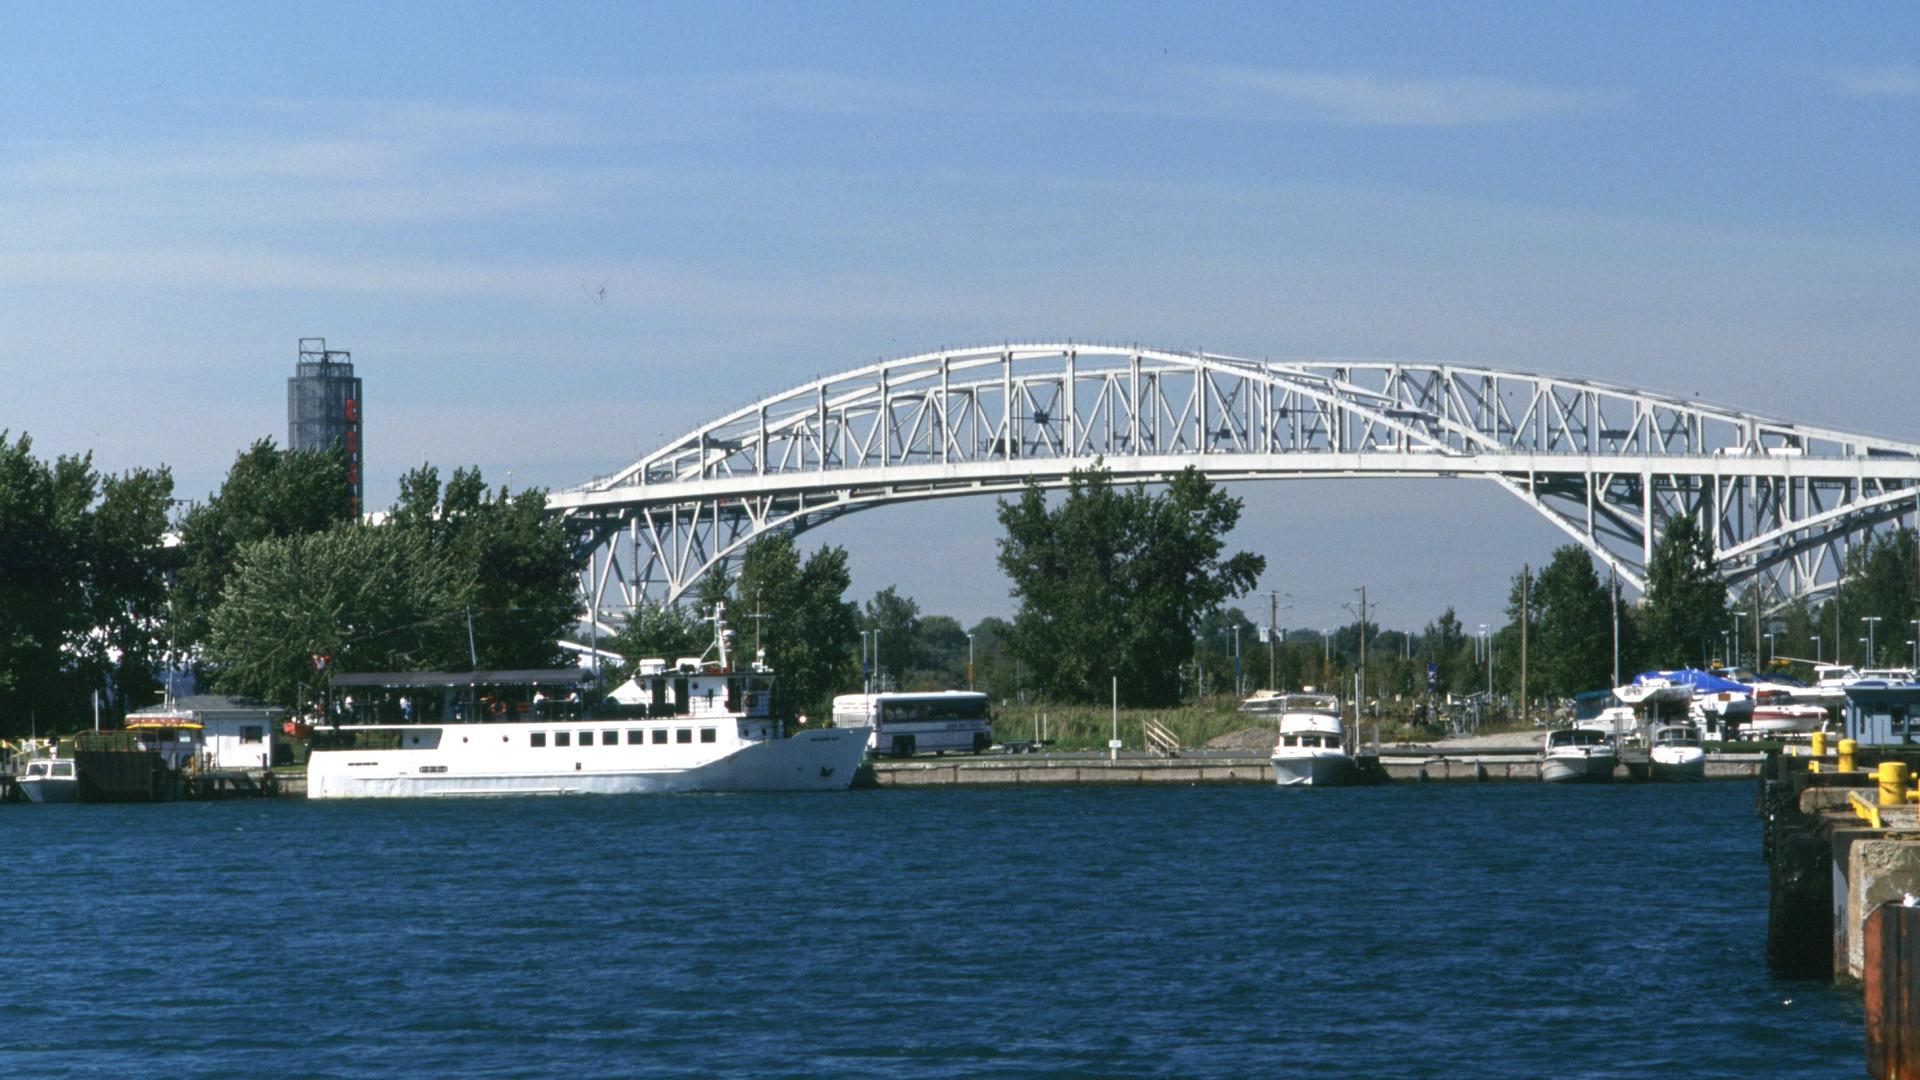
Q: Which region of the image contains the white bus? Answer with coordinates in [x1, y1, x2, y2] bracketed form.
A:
[832, 691, 993, 757]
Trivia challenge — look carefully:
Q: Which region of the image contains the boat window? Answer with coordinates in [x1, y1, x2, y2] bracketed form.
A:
[700, 728, 716, 743]
[52, 763, 74, 777]
[651, 729, 668, 744]
[578, 731, 594, 746]
[554, 731, 571, 747]
[26, 763, 46, 777]
[676, 728, 692, 744]
[603, 730, 619, 746]
[531, 732, 547, 748]
[627, 730, 643, 745]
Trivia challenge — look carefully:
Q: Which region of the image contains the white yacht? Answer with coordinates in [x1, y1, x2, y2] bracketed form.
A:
[1648, 724, 1706, 781]
[1266, 693, 1352, 787]
[307, 606, 871, 799]
[1540, 728, 1617, 784]
[16, 749, 79, 803]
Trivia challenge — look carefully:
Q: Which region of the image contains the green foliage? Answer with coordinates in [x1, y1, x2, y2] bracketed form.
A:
[1530, 545, 1615, 696]
[732, 532, 860, 719]
[1639, 515, 1728, 667]
[205, 525, 474, 705]
[0, 432, 175, 733]
[996, 464, 1265, 707]
[1831, 528, 1918, 667]
[601, 602, 708, 684]
[388, 465, 577, 670]
[863, 586, 921, 689]
[174, 439, 354, 651]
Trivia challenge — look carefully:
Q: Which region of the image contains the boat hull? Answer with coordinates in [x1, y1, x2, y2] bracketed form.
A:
[18, 776, 80, 803]
[1540, 753, 1616, 783]
[308, 727, 871, 799]
[1649, 746, 1706, 782]
[1270, 752, 1352, 787]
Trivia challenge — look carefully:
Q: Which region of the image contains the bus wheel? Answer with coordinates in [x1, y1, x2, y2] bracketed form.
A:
[891, 734, 916, 757]
[973, 733, 991, 754]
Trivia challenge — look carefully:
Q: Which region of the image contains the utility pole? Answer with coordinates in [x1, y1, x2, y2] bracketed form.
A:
[1356, 586, 1368, 750]
[1753, 586, 1762, 673]
[1519, 564, 1530, 726]
[1269, 591, 1279, 691]
[1610, 567, 1621, 688]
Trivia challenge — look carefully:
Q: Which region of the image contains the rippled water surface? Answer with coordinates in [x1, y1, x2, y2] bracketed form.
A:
[0, 781, 1859, 1077]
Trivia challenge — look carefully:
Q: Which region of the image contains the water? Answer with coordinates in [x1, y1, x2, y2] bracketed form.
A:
[1, 782, 1860, 1078]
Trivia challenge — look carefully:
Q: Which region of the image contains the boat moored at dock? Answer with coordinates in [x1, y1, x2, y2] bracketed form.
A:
[1261, 692, 1353, 787]
[1540, 728, 1617, 783]
[305, 605, 870, 799]
[1648, 724, 1706, 781]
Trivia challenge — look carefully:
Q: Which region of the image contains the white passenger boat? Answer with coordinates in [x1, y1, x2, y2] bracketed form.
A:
[1266, 693, 1352, 787]
[1540, 728, 1617, 784]
[306, 606, 871, 799]
[16, 750, 79, 803]
[1648, 724, 1706, 781]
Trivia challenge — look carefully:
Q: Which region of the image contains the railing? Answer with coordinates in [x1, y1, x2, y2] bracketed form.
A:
[1142, 717, 1181, 758]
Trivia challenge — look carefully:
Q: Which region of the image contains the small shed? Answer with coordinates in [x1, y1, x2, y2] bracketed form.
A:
[1842, 682, 1920, 747]
[173, 695, 287, 769]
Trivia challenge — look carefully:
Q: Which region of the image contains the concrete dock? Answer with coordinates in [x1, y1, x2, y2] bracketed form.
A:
[862, 747, 1768, 786]
[1761, 745, 1920, 1078]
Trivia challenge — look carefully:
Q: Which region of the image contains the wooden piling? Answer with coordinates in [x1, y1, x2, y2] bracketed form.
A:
[1866, 904, 1920, 1080]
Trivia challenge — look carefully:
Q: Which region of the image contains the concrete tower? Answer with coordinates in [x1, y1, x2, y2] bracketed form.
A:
[287, 337, 364, 512]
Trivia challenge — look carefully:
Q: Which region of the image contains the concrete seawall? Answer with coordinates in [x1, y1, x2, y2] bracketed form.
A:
[865, 750, 1768, 787]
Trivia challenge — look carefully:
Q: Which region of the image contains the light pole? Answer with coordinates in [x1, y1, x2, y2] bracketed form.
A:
[1910, 639, 1918, 671]
[1732, 611, 1746, 668]
[966, 632, 975, 691]
[1766, 632, 1777, 667]
[1864, 616, 1883, 666]
[1813, 635, 1822, 664]
[1860, 637, 1870, 667]
[860, 631, 870, 693]
[1912, 620, 1920, 670]
[1720, 630, 1730, 667]
[1478, 624, 1491, 702]
[1232, 624, 1242, 701]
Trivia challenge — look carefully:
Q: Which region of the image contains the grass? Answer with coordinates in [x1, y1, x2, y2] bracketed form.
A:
[995, 703, 1271, 752]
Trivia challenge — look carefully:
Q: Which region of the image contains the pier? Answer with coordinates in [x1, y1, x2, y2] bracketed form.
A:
[860, 746, 1767, 786]
[1761, 741, 1920, 1078]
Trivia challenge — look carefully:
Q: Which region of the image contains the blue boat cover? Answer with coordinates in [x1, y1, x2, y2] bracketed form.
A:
[1630, 669, 1749, 694]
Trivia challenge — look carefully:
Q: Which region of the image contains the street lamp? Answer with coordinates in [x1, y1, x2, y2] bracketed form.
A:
[860, 631, 870, 693]
[1732, 611, 1746, 668]
[1860, 636, 1870, 666]
[966, 632, 975, 691]
[1864, 616, 1883, 665]
[1766, 632, 1777, 666]
[1813, 635, 1822, 663]
[1720, 630, 1730, 667]
[1910, 639, 1918, 671]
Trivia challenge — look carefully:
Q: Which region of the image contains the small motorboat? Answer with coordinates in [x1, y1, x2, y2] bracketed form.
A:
[1540, 728, 1617, 784]
[1648, 724, 1706, 781]
[1742, 701, 1829, 738]
[1267, 693, 1352, 787]
[17, 754, 80, 803]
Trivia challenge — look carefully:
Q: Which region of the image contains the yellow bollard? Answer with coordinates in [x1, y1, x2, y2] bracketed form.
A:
[1878, 761, 1910, 808]
[1809, 761, 1822, 774]
[1840, 739, 1857, 774]
[1811, 731, 1828, 759]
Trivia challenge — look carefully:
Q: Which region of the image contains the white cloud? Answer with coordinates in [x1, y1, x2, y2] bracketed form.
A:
[1815, 64, 1920, 98]
[1198, 67, 1618, 126]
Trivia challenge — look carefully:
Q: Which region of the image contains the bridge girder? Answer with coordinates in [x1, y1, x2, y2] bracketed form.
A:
[549, 345, 1920, 614]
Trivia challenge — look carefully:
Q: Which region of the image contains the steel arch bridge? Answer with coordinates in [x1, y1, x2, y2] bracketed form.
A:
[548, 343, 1920, 615]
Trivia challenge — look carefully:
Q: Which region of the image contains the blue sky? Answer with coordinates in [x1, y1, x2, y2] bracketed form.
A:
[2, 3, 1915, 631]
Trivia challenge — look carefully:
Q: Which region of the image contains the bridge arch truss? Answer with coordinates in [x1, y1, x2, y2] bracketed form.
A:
[548, 344, 1920, 615]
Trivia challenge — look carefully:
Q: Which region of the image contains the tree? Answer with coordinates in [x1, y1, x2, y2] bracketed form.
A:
[1530, 545, 1614, 697]
[205, 525, 474, 706]
[0, 432, 175, 733]
[912, 615, 970, 689]
[389, 464, 578, 670]
[174, 439, 354, 651]
[601, 602, 709, 684]
[732, 532, 860, 719]
[863, 586, 921, 690]
[1832, 528, 1919, 667]
[1640, 515, 1728, 667]
[996, 464, 1265, 707]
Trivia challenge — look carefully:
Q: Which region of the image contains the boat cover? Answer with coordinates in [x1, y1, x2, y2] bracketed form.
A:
[1630, 669, 1749, 695]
